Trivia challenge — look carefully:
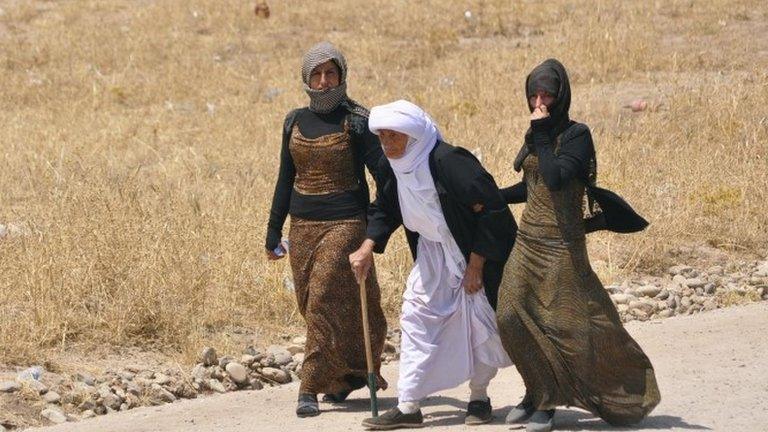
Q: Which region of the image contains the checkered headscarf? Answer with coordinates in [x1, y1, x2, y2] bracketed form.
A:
[301, 42, 367, 116]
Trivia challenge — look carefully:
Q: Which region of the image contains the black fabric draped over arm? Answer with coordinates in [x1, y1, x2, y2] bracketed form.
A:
[365, 157, 403, 254]
[348, 113, 385, 183]
[500, 181, 527, 204]
[530, 119, 594, 191]
[436, 146, 515, 263]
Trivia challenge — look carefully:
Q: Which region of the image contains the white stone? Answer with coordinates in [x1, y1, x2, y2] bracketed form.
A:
[43, 391, 61, 404]
[41, 407, 68, 424]
[0, 381, 20, 393]
[610, 293, 632, 304]
[225, 363, 248, 385]
[207, 379, 227, 393]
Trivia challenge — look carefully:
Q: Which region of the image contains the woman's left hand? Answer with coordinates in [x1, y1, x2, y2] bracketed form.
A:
[462, 253, 486, 294]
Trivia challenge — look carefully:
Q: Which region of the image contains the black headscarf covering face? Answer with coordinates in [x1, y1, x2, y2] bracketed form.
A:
[514, 58, 573, 171]
[525, 58, 571, 134]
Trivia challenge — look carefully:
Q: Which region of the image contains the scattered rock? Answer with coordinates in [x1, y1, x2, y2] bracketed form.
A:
[225, 362, 248, 385]
[43, 391, 61, 404]
[260, 367, 290, 384]
[636, 285, 662, 298]
[668, 265, 692, 276]
[153, 373, 172, 385]
[629, 300, 655, 315]
[610, 293, 632, 304]
[41, 407, 68, 424]
[0, 381, 20, 393]
[240, 355, 256, 367]
[249, 379, 264, 390]
[149, 384, 176, 404]
[78, 400, 96, 411]
[291, 336, 307, 345]
[81, 410, 96, 419]
[207, 379, 227, 393]
[672, 274, 688, 286]
[74, 372, 96, 386]
[200, 347, 218, 366]
[17, 366, 44, 381]
[707, 265, 724, 275]
[218, 356, 235, 369]
[685, 278, 706, 288]
[286, 345, 304, 355]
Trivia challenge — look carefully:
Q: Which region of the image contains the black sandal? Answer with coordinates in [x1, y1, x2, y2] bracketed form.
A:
[296, 393, 320, 417]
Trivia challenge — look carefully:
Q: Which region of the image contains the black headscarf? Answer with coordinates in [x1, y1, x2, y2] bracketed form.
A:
[514, 58, 573, 171]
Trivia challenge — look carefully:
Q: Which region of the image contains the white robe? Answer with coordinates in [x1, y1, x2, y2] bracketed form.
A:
[397, 218, 511, 402]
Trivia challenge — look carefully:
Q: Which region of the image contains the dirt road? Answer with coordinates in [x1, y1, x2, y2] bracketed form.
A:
[27, 302, 768, 432]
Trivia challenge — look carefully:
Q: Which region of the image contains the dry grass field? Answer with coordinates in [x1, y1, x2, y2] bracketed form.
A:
[0, 0, 766, 366]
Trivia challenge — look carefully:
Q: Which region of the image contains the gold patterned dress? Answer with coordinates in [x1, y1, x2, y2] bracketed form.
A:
[287, 121, 388, 395]
[496, 152, 660, 425]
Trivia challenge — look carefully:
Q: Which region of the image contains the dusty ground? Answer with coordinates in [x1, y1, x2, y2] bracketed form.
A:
[24, 302, 768, 432]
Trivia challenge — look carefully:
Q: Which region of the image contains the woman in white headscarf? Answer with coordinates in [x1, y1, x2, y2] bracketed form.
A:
[349, 100, 516, 429]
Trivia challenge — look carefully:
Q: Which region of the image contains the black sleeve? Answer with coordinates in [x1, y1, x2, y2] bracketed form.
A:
[365, 160, 403, 254]
[349, 113, 385, 180]
[442, 148, 514, 262]
[265, 111, 298, 250]
[500, 181, 527, 204]
[530, 119, 594, 191]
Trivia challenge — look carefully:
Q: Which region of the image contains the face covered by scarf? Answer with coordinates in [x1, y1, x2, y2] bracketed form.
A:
[301, 41, 350, 113]
[369, 100, 452, 244]
[514, 58, 573, 171]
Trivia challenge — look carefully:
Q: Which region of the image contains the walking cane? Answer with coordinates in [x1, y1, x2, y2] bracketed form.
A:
[359, 274, 379, 417]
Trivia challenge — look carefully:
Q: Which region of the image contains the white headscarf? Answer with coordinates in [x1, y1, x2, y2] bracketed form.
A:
[369, 100, 451, 244]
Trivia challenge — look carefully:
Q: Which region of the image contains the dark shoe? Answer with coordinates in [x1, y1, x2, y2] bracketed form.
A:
[322, 388, 353, 403]
[526, 409, 555, 432]
[465, 398, 493, 425]
[362, 407, 424, 430]
[296, 393, 320, 418]
[506, 392, 535, 424]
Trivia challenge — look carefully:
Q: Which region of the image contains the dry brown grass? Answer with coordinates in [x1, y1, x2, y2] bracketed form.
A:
[0, 0, 766, 365]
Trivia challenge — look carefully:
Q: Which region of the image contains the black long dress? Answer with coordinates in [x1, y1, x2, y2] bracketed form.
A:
[496, 59, 660, 425]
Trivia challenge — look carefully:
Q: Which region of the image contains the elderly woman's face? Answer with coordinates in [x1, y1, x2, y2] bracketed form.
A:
[379, 129, 409, 159]
[309, 60, 340, 90]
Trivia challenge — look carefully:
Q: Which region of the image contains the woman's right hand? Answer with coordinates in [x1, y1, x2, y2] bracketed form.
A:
[349, 239, 375, 283]
[531, 104, 549, 120]
[266, 248, 285, 261]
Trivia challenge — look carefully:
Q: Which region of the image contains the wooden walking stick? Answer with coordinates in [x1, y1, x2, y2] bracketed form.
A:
[359, 274, 379, 417]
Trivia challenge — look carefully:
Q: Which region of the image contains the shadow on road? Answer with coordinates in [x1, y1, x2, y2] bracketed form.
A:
[554, 409, 712, 431]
